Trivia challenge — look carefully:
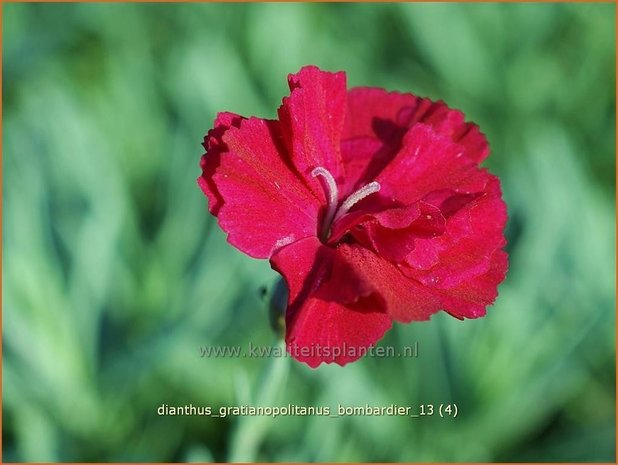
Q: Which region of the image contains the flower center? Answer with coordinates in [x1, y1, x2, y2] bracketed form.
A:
[311, 166, 381, 242]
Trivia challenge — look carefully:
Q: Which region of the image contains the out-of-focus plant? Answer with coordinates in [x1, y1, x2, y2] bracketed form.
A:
[3, 2, 615, 462]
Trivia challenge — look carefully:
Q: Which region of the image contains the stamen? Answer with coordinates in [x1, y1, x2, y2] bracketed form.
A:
[312, 167, 339, 240]
[335, 181, 381, 221]
[311, 166, 381, 242]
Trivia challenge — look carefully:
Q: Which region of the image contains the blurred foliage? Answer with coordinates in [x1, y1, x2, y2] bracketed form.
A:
[3, 2, 616, 462]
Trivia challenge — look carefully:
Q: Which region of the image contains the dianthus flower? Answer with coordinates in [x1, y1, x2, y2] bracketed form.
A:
[199, 66, 508, 367]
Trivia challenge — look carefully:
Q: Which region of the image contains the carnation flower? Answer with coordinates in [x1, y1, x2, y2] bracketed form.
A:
[199, 65, 508, 367]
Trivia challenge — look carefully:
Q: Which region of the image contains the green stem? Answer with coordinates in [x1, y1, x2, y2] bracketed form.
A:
[228, 338, 289, 462]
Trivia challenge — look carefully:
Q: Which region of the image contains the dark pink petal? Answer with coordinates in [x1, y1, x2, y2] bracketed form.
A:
[340, 89, 416, 193]
[340, 88, 489, 192]
[284, 296, 391, 368]
[336, 244, 442, 323]
[406, 175, 507, 288]
[377, 124, 483, 205]
[329, 201, 445, 264]
[354, 203, 446, 263]
[343, 88, 417, 142]
[270, 237, 392, 367]
[339, 137, 384, 197]
[198, 112, 245, 215]
[401, 176, 508, 318]
[278, 66, 347, 200]
[202, 116, 320, 259]
[424, 105, 489, 164]
[438, 249, 509, 319]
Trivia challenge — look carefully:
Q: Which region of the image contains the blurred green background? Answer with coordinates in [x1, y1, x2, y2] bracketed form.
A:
[3, 2, 616, 462]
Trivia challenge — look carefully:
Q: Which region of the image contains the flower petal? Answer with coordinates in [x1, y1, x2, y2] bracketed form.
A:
[340, 88, 489, 192]
[200, 116, 320, 259]
[198, 112, 245, 215]
[402, 175, 508, 318]
[278, 66, 347, 199]
[355, 203, 446, 263]
[376, 124, 483, 205]
[336, 244, 443, 323]
[439, 249, 509, 319]
[329, 200, 445, 264]
[406, 175, 507, 287]
[270, 237, 392, 367]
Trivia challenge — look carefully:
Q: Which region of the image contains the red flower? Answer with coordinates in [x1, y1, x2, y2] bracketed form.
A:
[199, 66, 508, 367]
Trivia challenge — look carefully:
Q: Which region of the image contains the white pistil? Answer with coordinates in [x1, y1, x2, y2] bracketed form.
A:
[312, 167, 339, 240]
[334, 181, 381, 221]
[312, 166, 381, 241]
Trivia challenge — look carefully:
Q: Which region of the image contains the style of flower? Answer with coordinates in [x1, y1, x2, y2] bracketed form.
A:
[199, 65, 508, 367]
